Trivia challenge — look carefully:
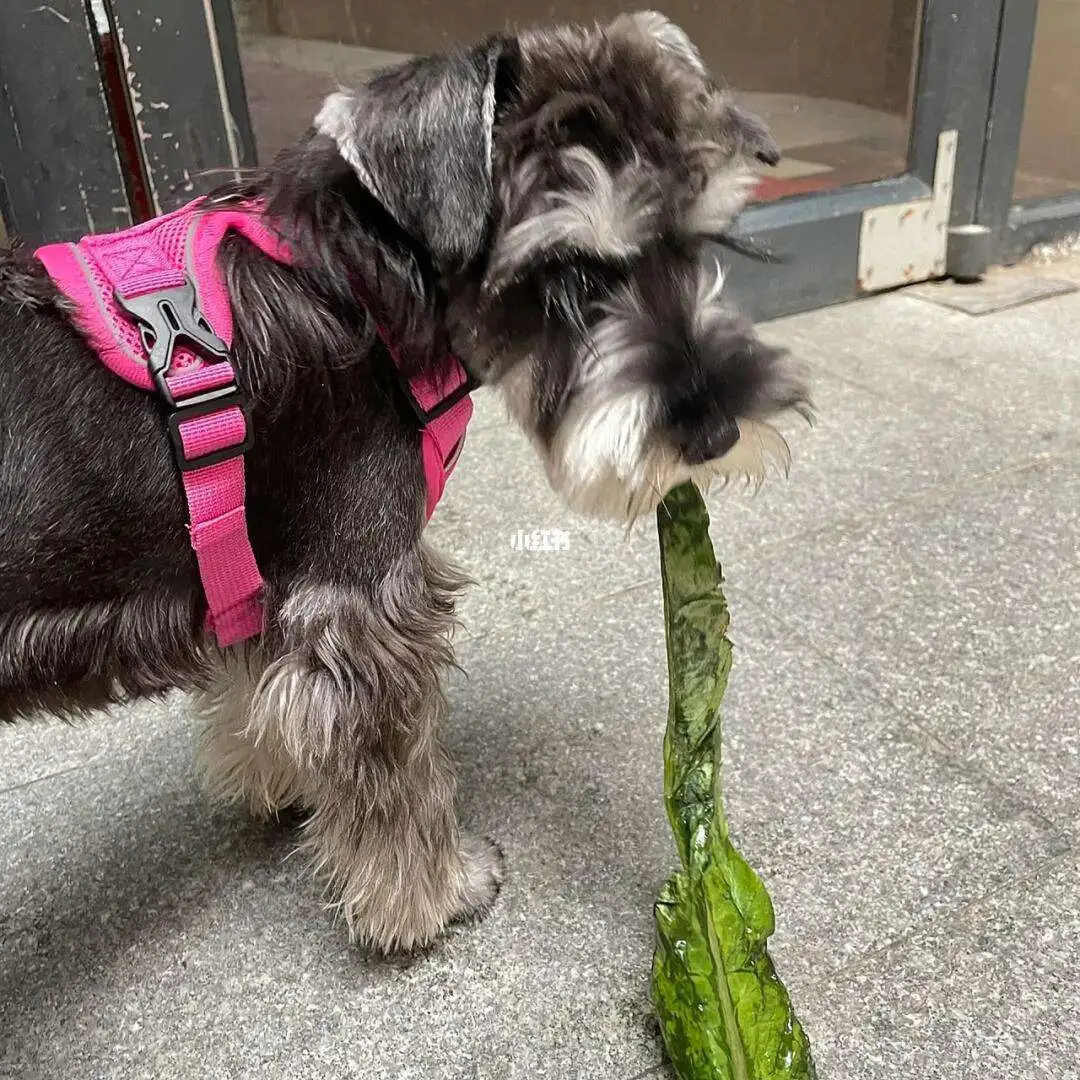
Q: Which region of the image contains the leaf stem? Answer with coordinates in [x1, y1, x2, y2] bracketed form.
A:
[702, 880, 750, 1080]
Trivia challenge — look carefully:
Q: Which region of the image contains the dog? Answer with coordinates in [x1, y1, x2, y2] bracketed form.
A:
[0, 12, 808, 952]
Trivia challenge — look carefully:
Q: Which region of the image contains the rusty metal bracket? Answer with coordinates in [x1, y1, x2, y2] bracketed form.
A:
[858, 129, 958, 293]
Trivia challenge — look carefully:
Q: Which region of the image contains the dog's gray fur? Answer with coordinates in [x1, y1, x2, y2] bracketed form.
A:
[0, 13, 808, 953]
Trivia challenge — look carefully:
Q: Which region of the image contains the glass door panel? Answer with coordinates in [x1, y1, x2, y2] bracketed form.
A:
[233, 0, 921, 204]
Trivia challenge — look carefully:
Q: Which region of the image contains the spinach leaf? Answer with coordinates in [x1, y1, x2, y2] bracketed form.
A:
[652, 482, 816, 1080]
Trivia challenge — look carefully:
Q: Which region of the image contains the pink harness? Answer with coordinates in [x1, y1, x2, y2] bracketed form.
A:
[36, 199, 473, 647]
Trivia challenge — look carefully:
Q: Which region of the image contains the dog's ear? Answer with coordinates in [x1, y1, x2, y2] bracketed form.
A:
[614, 11, 780, 168]
[613, 10, 708, 76]
[315, 36, 520, 271]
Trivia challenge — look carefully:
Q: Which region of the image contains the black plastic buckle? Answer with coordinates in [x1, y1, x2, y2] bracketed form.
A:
[115, 277, 253, 470]
[401, 367, 479, 426]
[165, 384, 255, 472]
[115, 278, 231, 395]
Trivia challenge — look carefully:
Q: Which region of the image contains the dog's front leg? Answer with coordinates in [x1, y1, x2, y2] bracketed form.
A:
[244, 554, 502, 953]
[196, 648, 307, 819]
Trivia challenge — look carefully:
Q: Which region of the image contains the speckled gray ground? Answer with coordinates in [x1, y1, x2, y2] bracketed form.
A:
[3, 268, 1080, 1080]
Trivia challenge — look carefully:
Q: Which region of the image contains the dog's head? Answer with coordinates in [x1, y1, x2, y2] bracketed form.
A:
[294, 12, 808, 521]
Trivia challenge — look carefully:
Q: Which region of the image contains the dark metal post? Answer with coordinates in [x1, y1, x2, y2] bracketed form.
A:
[974, 0, 1041, 254]
[972, 0, 1080, 264]
[103, 0, 258, 215]
[0, 0, 131, 245]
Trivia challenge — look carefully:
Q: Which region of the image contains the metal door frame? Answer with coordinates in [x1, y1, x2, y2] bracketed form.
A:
[725, 0, 1010, 320]
[973, 0, 1080, 264]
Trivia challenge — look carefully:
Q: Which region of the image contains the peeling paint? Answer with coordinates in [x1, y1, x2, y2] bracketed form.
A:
[88, 0, 109, 33]
[76, 184, 96, 233]
[113, 22, 161, 216]
[95, 0, 245, 219]
[5, 95, 24, 153]
[1, 0, 132, 235]
[31, 5, 71, 24]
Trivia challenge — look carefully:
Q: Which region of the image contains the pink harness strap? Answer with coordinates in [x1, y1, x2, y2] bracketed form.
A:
[36, 198, 473, 647]
[380, 333, 473, 519]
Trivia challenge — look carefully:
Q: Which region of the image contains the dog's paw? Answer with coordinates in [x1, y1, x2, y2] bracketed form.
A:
[451, 833, 505, 923]
[332, 831, 504, 954]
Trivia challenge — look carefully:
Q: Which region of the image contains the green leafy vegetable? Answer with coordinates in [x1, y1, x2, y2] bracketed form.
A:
[652, 482, 816, 1080]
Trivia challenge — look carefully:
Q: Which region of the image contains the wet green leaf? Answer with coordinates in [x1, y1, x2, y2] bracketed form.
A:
[652, 482, 816, 1080]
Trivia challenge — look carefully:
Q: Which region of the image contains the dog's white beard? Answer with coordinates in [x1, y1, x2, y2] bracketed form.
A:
[546, 391, 791, 523]
[547, 386, 656, 521]
[684, 416, 792, 496]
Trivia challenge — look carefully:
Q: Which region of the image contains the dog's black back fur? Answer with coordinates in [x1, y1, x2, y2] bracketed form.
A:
[0, 239, 425, 720]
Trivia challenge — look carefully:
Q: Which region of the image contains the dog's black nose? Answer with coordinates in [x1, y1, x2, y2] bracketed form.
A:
[681, 417, 740, 464]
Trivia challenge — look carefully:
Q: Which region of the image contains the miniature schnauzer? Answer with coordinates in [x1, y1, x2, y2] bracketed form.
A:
[0, 12, 808, 952]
